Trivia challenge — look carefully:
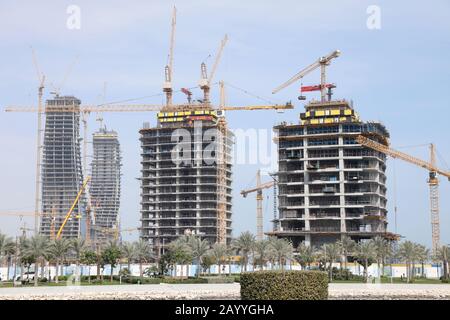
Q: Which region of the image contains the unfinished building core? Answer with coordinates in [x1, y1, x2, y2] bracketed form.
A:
[271, 99, 395, 248]
[139, 108, 233, 256]
[39, 95, 84, 239]
[90, 127, 122, 244]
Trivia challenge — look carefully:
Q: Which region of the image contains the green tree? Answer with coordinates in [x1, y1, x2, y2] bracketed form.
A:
[436, 245, 450, 280]
[135, 239, 153, 278]
[232, 231, 255, 272]
[415, 244, 429, 278]
[371, 236, 391, 278]
[0, 233, 15, 282]
[49, 238, 71, 283]
[268, 237, 294, 271]
[70, 238, 86, 282]
[320, 243, 340, 281]
[187, 236, 210, 277]
[101, 241, 122, 282]
[355, 241, 376, 282]
[397, 241, 418, 283]
[295, 243, 315, 270]
[22, 235, 51, 286]
[120, 241, 136, 272]
[210, 243, 228, 275]
[81, 249, 97, 283]
[201, 254, 215, 275]
[226, 246, 235, 276]
[167, 239, 192, 278]
[336, 235, 355, 274]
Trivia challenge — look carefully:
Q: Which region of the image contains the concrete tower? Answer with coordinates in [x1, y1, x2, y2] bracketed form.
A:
[39, 95, 84, 239]
[90, 127, 122, 244]
[139, 108, 233, 256]
[271, 99, 396, 248]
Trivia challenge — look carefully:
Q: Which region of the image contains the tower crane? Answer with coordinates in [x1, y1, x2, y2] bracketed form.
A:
[240, 170, 276, 240]
[272, 49, 341, 102]
[355, 135, 450, 253]
[31, 47, 45, 236]
[199, 35, 228, 104]
[91, 225, 139, 241]
[163, 6, 177, 106]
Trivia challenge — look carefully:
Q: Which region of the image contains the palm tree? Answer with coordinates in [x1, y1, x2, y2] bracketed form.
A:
[187, 237, 210, 277]
[336, 235, 355, 274]
[167, 238, 192, 277]
[436, 245, 449, 280]
[135, 239, 153, 278]
[18, 236, 29, 282]
[268, 237, 294, 271]
[0, 233, 15, 282]
[22, 235, 51, 286]
[354, 241, 376, 282]
[296, 243, 315, 270]
[232, 231, 255, 272]
[210, 243, 228, 275]
[371, 236, 390, 278]
[253, 240, 270, 270]
[70, 238, 86, 282]
[120, 241, 137, 272]
[320, 243, 340, 281]
[49, 238, 71, 283]
[101, 240, 122, 282]
[398, 241, 418, 283]
[226, 246, 235, 276]
[80, 249, 97, 283]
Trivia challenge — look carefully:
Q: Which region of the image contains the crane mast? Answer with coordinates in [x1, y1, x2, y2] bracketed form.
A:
[199, 35, 228, 104]
[163, 6, 176, 106]
[240, 170, 275, 240]
[31, 47, 45, 236]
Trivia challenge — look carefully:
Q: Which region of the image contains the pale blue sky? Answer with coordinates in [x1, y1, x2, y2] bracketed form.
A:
[0, 0, 449, 247]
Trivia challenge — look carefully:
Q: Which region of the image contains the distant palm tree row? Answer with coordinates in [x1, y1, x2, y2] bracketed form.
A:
[1, 231, 449, 284]
[0, 233, 153, 286]
[161, 232, 294, 277]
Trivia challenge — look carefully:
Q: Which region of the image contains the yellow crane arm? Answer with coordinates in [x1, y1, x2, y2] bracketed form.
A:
[56, 176, 91, 239]
[5, 102, 293, 113]
[241, 181, 275, 197]
[356, 135, 450, 179]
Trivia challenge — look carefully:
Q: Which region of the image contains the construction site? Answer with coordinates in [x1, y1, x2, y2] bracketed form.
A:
[1, 5, 449, 261]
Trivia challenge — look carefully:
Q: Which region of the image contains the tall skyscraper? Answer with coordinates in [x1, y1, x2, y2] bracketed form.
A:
[90, 127, 122, 244]
[271, 99, 397, 247]
[40, 95, 84, 239]
[139, 108, 233, 256]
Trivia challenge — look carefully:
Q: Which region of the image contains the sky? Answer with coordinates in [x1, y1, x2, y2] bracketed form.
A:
[0, 0, 449, 247]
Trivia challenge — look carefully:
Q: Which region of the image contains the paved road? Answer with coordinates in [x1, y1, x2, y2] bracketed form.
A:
[1, 283, 449, 299]
[0, 283, 241, 300]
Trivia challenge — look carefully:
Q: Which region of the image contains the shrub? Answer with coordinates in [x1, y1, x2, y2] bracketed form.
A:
[240, 270, 328, 300]
[163, 278, 208, 284]
[332, 269, 364, 282]
[202, 276, 234, 284]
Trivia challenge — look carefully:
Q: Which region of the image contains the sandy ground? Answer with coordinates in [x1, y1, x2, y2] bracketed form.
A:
[0, 283, 450, 300]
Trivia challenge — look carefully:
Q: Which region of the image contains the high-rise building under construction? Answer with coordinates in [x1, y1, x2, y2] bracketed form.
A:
[39, 95, 84, 238]
[90, 127, 122, 244]
[271, 99, 396, 248]
[139, 108, 233, 256]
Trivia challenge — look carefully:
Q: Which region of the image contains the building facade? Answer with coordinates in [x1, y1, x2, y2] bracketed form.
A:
[139, 108, 233, 256]
[39, 95, 84, 239]
[272, 99, 395, 248]
[90, 128, 122, 244]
